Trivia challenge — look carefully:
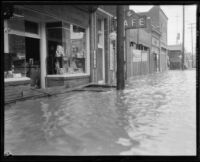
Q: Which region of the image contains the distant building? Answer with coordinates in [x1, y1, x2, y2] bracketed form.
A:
[126, 6, 168, 77]
[168, 45, 182, 69]
[185, 52, 194, 69]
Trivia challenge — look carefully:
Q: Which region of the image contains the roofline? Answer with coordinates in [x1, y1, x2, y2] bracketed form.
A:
[159, 7, 168, 20]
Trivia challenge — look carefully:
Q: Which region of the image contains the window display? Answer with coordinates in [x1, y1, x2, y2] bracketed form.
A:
[5, 34, 26, 79]
[4, 8, 40, 81]
[47, 22, 87, 75]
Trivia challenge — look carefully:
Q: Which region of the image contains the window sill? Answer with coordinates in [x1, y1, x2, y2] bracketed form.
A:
[4, 77, 31, 82]
[46, 73, 90, 79]
[4, 77, 31, 87]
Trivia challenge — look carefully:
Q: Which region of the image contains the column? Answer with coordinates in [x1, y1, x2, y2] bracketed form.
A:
[40, 23, 47, 89]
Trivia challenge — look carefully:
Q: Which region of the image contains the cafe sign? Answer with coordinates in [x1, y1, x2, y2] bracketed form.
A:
[124, 10, 147, 29]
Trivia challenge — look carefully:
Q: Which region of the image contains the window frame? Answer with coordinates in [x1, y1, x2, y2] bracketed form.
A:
[46, 21, 90, 76]
[4, 18, 41, 80]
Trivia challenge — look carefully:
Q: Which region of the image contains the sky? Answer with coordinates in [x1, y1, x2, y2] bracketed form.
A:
[130, 5, 197, 54]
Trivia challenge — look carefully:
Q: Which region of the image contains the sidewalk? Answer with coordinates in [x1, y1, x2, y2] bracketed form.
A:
[4, 83, 116, 105]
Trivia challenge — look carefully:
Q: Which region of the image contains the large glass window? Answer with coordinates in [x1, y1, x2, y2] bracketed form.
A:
[47, 22, 87, 75]
[4, 7, 40, 81]
[4, 9, 26, 79]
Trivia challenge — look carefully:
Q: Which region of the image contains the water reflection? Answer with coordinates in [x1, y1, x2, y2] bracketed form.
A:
[4, 70, 196, 155]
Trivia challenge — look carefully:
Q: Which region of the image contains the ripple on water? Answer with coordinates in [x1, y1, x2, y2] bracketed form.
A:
[4, 70, 196, 155]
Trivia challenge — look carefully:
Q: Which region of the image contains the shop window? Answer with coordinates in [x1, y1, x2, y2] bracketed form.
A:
[47, 22, 87, 75]
[4, 7, 40, 80]
[5, 34, 27, 78]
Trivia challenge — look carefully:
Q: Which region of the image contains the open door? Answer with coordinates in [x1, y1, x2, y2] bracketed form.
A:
[96, 17, 105, 84]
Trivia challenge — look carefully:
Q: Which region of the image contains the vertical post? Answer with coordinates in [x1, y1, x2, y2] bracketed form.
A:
[182, 5, 185, 70]
[117, 5, 125, 90]
[4, 20, 9, 53]
[40, 23, 47, 89]
[190, 23, 194, 68]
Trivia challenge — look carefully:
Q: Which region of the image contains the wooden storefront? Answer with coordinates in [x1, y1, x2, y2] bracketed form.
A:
[4, 4, 117, 103]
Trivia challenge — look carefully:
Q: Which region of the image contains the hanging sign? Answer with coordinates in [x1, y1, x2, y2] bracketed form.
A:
[124, 10, 147, 29]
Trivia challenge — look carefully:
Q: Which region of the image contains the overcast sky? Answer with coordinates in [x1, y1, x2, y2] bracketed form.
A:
[129, 5, 197, 53]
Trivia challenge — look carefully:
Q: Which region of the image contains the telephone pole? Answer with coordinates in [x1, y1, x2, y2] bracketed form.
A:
[182, 5, 185, 70]
[116, 5, 125, 90]
[188, 23, 196, 68]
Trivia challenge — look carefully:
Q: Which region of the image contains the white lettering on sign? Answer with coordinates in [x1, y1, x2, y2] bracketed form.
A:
[127, 10, 134, 17]
[124, 20, 128, 27]
[131, 19, 137, 26]
[139, 18, 145, 26]
[124, 10, 147, 29]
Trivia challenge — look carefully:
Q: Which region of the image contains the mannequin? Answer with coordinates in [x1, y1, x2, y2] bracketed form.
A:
[55, 45, 64, 74]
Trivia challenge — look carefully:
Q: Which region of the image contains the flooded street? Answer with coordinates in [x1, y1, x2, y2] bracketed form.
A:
[4, 70, 196, 155]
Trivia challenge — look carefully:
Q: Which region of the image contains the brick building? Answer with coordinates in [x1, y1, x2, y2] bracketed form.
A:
[126, 6, 168, 77]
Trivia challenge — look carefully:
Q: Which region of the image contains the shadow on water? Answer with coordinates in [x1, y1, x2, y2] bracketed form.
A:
[4, 70, 196, 155]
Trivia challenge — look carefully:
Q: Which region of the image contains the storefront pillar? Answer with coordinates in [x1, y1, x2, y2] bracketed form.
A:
[40, 23, 47, 89]
[4, 20, 9, 53]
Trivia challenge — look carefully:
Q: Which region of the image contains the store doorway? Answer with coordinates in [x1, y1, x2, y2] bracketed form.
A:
[153, 53, 158, 72]
[25, 37, 40, 88]
[96, 17, 105, 84]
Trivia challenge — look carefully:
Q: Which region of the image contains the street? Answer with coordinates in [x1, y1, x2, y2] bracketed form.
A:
[4, 70, 196, 155]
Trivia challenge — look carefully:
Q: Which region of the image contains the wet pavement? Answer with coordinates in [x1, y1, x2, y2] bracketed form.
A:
[4, 70, 196, 155]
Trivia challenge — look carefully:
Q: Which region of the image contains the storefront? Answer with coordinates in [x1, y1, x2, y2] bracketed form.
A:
[4, 5, 91, 90]
[4, 5, 118, 102]
[90, 7, 117, 85]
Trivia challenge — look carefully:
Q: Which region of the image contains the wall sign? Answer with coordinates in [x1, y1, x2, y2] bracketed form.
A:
[124, 10, 147, 29]
[132, 49, 141, 62]
[141, 51, 148, 62]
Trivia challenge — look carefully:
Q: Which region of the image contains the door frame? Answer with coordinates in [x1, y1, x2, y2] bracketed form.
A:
[96, 15, 105, 84]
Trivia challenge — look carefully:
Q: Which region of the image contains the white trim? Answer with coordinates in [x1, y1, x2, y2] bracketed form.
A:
[5, 77, 30, 82]
[97, 8, 114, 18]
[86, 27, 90, 75]
[47, 27, 70, 30]
[40, 22, 47, 88]
[96, 18, 105, 84]
[8, 30, 40, 39]
[4, 20, 9, 53]
[46, 73, 90, 78]
[102, 20, 105, 83]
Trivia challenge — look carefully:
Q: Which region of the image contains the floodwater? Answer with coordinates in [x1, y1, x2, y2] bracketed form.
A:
[4, 70, 196, 155]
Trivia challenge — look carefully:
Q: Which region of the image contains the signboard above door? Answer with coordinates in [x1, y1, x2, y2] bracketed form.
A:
[124, 10, 147, 29]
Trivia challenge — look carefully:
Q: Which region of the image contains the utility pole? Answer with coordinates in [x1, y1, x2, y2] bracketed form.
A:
[182, 5, 185, 70]
[116, 5, 125, 90]
[188, 23, 196, 68]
